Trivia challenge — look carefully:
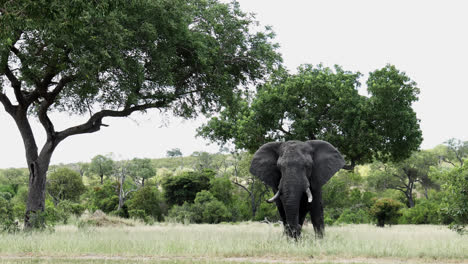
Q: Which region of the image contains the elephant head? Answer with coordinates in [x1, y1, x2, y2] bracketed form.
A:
[250, 140, 345, 238]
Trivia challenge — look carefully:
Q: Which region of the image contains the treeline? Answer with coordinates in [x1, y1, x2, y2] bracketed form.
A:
[0, 141, 467, 233]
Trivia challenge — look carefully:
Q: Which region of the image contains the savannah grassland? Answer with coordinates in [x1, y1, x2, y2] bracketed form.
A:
[0, 223, 467, 264]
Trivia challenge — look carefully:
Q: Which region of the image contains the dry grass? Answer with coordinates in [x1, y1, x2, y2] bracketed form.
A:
[0, 223, 466, 263]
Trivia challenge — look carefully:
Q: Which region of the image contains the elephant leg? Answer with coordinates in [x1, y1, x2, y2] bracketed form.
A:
[310, 188, 324, 238]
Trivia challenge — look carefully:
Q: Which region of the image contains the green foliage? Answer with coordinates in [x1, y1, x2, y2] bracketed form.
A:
[399, 198, 442, 225]
[128, 158, 156, 186]
[127, 186, 164, 222]
[86, 181, 119, 213]
[439, 164, 468, 233]
[47, 167, 86, 203]
[167, 191, 231, 224]
[166, 148, 183, 158]
[199, 64, 422, 166]
[367, 150, 439, 208]
[253, 201, 279, 222]
[209, 176, 233, 205]
[0, 196, 19, 233]
[89, 155, 115, 184]
[162, 169, 215, 206]
[370, 198, 404, 227]
[335, 209, 371, 224]
[192, 191, 232, 224]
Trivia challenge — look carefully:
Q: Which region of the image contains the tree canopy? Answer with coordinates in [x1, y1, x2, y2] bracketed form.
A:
[0, 0, 280, 227]
[198, 64, 422, 167]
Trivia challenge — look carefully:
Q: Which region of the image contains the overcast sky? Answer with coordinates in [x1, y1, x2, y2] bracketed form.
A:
[1, 0, 467, 168]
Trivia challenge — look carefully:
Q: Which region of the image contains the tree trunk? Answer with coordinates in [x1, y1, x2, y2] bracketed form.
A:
[24, 158, 50, 229]
[118, 173, 126, 210]
[251, 194, 257, 218]
[100, 174, 104, 185]
[142, 178, 145, 187]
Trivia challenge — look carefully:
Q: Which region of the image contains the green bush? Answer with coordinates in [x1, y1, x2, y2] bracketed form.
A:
[439, 164, 468, 234]
[370, 198, 403, 227]
[336, 208, 371, 224]
[85, 181, 119, 213]
[162, 169, 214, 206]
[254, 202, 279, 222]
[399, 199, 441, 224]
[209, 176, 233, 205]
[166, 202, 196, 224]
[127, 186, 164, 222]
[47, 167, 86, 202]
[193, 190, 232, 224]
[166, 191, 231, 224]
[0, 196, 19, 233]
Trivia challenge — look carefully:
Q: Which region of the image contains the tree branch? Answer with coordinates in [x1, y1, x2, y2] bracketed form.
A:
[232, 179, 252, 197]
[3, 64, 25, 106]
[56, 101, 168, 143]
[0, 92, 16, 115]
[37, 75, 76, 139]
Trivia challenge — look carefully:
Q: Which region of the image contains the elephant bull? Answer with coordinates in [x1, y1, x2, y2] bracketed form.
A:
[250, 140, 345, 239]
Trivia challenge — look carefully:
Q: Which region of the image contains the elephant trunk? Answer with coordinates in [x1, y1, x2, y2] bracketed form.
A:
[282, 183, 303, 238]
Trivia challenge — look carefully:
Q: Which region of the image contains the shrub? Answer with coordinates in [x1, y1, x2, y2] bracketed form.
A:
[166, 202, 197, 224]
[0, 196, 19, 233]
[254, 202, 279, 222]
[86, 181, 119, 213]
[399, 199, 441, 224]
[47, 167, 86, 202]
[126, 186, 164, 222]
[209, 176, 233, 205]
[166, 191, 231, 224]
[336, 208, 371, 224]
[439, 164, 468, 234]
[162, 169, 214, 206]
[370, 198, 403, 227]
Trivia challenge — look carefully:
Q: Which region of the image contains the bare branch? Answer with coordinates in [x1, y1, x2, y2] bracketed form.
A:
[232, 180, 252, 197]
[56, 100, 168, 143]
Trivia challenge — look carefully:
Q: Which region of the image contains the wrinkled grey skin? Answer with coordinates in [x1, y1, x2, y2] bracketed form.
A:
[250, 140, 345, 239]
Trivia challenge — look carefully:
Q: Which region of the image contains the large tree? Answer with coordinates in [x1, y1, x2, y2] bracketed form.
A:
[367, 150, 439, 208]
[199, 64, 422, 167]
[89, 154, 114, 185]
[0, 0, 280, 228]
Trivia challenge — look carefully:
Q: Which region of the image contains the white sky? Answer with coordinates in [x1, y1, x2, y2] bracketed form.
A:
[1, 0, 467, 168]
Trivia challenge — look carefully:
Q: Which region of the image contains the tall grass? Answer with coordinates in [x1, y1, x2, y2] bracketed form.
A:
[0, 223, 466, 261]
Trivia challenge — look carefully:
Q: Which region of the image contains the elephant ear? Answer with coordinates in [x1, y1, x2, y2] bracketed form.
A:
[307, 140, 345, 186]
[250, 142, 283, 189]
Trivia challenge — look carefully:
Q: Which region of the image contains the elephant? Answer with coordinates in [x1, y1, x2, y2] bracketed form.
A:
[250, 140, 345, 239]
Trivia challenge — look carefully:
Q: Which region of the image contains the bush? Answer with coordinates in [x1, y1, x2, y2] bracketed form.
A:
[85, 181, 119, 213]
[126, 186, 164, 222]
[336, 208, 371, 224]
[47, 167, 86, 202]
[254, 202, 279, 222]
[166, 202, 197, 224]
[399, 199, 441, 224]
[439, 164, 468, 234]
[162, 169, 214, 206]
[0, 196, 19, 233]
[166, 191, 231, 224]
[209, 176, 233, 205]
[192, 190, 231, 224]
[370, 198, 403, 227]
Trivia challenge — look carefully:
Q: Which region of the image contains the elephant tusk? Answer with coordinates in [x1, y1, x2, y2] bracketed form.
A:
[306, 188, 313, 203]
[266, 190, 281, 203]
